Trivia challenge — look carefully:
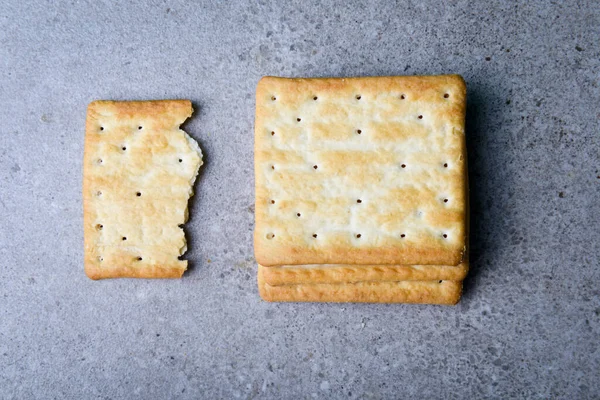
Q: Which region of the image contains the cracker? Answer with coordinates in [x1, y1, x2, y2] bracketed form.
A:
[257, 265, 462, 305]
[254, 75, 468, 266]
[83, 100, 203, 279]
[260, 261, 469, 286]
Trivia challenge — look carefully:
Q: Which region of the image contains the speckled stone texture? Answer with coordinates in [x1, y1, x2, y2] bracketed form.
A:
[0, 1, 599, 399]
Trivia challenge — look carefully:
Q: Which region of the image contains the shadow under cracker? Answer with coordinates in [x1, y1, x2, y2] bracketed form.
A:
[180, 100, 209, 276]
[460, 83, 513, 302]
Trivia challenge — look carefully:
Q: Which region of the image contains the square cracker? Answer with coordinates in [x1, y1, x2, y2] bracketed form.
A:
[259, 261, 469, 286]
[257, 265, 462, 305]
[254, 75, 468, 266]
[83, 100, 203, 279]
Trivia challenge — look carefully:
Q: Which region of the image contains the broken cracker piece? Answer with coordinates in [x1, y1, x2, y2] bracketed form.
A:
[83, 100, 203, 279]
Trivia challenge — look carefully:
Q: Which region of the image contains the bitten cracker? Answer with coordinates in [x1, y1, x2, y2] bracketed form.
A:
[257, 265, 462, 305]
[254, 75, 468, 266]
[260, 261, 469, 286]
[83, 100, 203, 279]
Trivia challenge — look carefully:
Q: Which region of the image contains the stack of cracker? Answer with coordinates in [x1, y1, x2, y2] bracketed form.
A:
[254, 76, 468, 305]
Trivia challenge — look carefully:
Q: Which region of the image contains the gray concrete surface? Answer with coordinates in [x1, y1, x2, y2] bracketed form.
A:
[1, 1, 599, 399]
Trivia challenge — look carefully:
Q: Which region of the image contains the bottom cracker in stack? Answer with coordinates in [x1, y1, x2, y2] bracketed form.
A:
[257, 255, 469, 305]
[260, 262, 469, 286]
[257, 265, 464, 305]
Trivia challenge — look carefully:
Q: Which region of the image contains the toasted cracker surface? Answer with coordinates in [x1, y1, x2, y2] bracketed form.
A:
[83, 100, 203, 279]
[254, 75, 467, 266]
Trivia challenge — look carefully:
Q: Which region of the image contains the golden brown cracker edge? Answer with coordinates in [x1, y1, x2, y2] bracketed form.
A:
[257, 265, 462, 305]
[260, 261, 469, 286]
